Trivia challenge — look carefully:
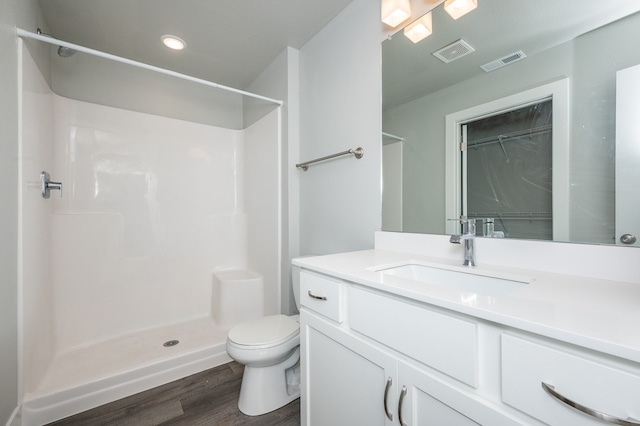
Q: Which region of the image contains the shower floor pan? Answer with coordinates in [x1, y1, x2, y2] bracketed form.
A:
[21, 316, 231, 426]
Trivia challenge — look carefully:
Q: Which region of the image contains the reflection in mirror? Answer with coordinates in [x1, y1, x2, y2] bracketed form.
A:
[382, 1, 640, 246]
[465, 100, 553, 240]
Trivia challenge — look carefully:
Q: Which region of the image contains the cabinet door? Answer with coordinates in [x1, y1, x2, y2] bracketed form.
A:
[397, 362, 479, 426]
[302, 312, 397, 426]
[397, 362, 523, 426]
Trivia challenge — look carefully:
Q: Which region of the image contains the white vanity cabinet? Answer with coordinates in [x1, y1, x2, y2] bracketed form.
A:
[302, 308, 501, 426]
[299, 270, 522, 426]
[298, 267, 640, 425]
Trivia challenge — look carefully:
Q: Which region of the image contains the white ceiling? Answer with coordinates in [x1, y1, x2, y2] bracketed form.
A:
[383, 0, 640, 110]
[38, 0, 353, 90]
[36, 0, 640, 109]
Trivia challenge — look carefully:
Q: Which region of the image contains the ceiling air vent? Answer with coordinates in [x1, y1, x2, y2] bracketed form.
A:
[481, 50, 527, 72]
[432, 39, 475, 64]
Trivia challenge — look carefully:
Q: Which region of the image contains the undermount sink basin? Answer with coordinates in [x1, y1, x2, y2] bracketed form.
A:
[374, 262, 533, 297]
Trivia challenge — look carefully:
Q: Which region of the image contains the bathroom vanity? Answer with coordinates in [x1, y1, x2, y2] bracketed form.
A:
[293, 232, 640, 425]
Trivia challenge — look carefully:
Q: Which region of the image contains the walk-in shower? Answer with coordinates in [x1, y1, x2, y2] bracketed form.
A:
[17, 28, 283, 425]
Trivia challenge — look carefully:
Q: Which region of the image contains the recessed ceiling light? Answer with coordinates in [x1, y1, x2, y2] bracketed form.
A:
[161, 35, 186, 50]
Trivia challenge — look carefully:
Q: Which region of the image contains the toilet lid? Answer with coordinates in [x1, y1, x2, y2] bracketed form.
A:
[228, 314, 299, 347]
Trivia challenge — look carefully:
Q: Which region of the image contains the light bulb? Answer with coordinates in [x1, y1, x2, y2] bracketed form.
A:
[404, 13, 433, 43]
[381, 0, 412, 28]
[444, 0, 478, 20]
[161, 35, 186, 50]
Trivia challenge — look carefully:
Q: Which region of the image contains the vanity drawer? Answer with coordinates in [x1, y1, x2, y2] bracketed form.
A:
[501, 334, 640, 425]
[300, 271, 344, 323]
[349, 286, 477, 387]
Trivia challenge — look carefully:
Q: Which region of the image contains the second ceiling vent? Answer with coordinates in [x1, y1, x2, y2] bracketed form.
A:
[481, 50, 527, 72]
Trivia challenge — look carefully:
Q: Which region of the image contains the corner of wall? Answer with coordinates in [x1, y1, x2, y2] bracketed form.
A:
[244, 48, 299, 314]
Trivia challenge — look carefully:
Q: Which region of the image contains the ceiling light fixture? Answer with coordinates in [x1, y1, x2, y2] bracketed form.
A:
[381, 0, 411, 28]
[161, 35, 186, 50]
[403, 12, 433, 43]
[444, 0, 478, 20]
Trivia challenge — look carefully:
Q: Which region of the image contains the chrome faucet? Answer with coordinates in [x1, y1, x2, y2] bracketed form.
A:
[449, 217, 476, 267]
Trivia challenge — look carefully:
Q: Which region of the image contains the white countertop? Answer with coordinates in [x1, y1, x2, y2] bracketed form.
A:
[293, 249, 640, 364]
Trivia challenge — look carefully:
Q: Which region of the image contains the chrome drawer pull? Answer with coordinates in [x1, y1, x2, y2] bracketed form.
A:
[542, 382, 640, 425]
[398, 385, 407, 426]
[307, 291, 327, 301]
[383, 377, 393, 421]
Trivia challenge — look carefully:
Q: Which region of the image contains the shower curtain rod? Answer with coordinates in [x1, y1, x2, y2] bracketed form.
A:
[16, 28, 283, 106]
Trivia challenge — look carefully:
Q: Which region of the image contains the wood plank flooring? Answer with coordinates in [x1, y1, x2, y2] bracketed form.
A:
[47, 362, 300, 426]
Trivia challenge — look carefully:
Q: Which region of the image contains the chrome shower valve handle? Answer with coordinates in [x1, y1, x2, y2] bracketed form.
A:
[41, 171, 63, 198]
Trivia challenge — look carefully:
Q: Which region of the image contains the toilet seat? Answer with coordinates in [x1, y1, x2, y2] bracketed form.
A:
[228, 314, 299, 349]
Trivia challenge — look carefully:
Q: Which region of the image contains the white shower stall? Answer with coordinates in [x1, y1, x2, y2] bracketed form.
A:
[18, 34, 282, 425]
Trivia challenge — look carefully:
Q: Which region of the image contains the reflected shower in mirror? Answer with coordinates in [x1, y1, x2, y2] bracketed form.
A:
[381, 0, 640, 246]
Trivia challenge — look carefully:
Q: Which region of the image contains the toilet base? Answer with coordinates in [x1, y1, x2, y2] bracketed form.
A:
[238, 346, 301, 416]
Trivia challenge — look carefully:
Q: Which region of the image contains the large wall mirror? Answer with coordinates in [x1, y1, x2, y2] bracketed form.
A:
[382, 0, 640, 247]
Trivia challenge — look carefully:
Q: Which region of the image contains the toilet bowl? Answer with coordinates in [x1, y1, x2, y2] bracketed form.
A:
[225, 263, 304, 416]
[226, 315, 300, 415]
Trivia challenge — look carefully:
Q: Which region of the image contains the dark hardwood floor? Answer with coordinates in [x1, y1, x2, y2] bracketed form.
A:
[47, 362, 300, 426]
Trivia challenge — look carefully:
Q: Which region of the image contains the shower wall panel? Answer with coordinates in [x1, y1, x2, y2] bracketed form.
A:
[245, 108, 281, 315]
[20, 40, 56, 396]
[49, 96, 246, 350]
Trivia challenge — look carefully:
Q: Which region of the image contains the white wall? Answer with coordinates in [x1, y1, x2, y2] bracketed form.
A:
[299, 0, 382, 255]
[245, 47, 300, 314]
[245, 108, 282, 315]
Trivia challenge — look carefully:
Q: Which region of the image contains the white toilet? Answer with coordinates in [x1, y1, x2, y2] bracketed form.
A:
[225, 265, 302, 416]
